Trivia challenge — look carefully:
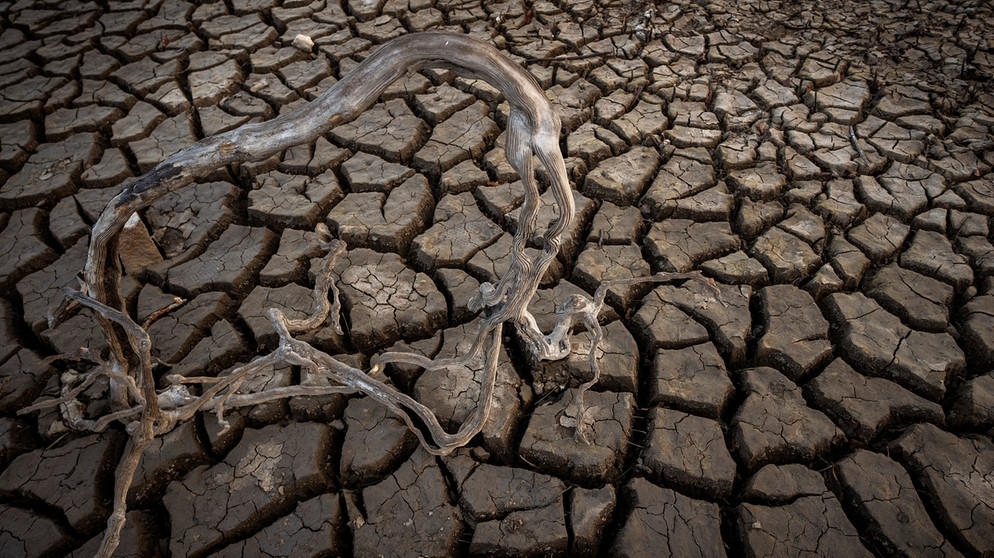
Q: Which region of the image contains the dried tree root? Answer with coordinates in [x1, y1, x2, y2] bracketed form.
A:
[27, 31, 699, 557]
[49, 29, 577, 449]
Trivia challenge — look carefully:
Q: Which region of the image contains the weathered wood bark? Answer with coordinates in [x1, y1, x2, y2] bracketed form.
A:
[34, 32, 581, 558]
[57, 27, 582, 450]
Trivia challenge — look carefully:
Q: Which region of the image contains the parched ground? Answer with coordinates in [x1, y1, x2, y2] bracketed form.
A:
[1, 0, 993, 556]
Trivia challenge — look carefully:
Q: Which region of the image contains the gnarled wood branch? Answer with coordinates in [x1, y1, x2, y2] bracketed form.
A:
[56, 29, 582, 446]
[57, 28, 578, 451]
[38, 32, 577, 557]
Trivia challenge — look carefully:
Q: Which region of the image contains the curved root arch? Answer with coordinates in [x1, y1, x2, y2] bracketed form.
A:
[79, 31, 572, 331]
[53, 31, 580, 457]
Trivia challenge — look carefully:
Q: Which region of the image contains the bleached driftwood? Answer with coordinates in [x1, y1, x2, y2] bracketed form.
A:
[50, 30, 589, 448]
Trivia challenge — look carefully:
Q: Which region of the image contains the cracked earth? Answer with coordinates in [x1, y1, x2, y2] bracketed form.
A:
[0, 0, 993, 556]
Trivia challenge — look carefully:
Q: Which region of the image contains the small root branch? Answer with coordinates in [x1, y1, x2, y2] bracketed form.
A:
[529, 270, 719, 443]
[140, 297, 186, 329]
[849, 125, 870, 165]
